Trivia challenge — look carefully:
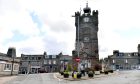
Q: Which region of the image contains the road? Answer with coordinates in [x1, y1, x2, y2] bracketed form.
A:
[4, 70, 140, 84]
[5, 73, 61, 84]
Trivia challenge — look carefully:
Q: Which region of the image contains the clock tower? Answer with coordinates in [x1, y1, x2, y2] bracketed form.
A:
[72, 3, 99, 69]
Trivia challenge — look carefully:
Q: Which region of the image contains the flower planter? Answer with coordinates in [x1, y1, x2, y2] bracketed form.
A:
[88, 73, 94, 77]
[63, 73, 69, 78]
[88, 71, 94, 78]
[60, 72, 64, 75]
[109, 70, 113, 73]
[77, 73, 81, 79]
[104, 71, 108, 75]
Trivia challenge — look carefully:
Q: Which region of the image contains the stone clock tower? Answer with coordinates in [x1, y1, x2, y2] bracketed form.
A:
[72, 3, 99, 69]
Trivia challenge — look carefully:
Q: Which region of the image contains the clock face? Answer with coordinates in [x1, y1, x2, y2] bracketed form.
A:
[83, 17, 89, 22]
[84, 37, 89, 42]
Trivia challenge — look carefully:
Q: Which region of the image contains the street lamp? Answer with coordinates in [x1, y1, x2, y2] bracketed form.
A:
[72, 13, 80, 72]
[11, 56, 14, 75]
[77, 16, 80, 71]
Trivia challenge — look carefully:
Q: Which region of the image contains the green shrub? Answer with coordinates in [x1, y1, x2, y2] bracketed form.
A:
[88, 71, 94, 74]
[64, 70, 69, 74]
[88, 71, 94, 78]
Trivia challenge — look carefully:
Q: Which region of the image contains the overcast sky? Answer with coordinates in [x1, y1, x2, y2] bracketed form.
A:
[0, 0, 140, 58]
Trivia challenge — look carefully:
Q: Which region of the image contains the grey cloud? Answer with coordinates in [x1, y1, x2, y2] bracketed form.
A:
[49, 21, 74, 33]
[43, 37, 69, 55]
[19, 47, 35, 54]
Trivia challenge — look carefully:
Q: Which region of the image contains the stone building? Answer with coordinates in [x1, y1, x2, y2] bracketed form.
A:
[19, 52, 72, 73]
[59, 54, 72, 71]
[72, 3, 99, 70]
[43, 52, 72, 72]
[19, 53, 44, 74]
[43, 52, 60, 73]
[105, 44, 140, 70]
[0, 47, 20, 76]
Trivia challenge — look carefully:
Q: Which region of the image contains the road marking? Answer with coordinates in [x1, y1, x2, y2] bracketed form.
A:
[53, 73, 62, 81]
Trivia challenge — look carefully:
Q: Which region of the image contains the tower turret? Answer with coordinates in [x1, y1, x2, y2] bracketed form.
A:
[83, 2, 91, 14]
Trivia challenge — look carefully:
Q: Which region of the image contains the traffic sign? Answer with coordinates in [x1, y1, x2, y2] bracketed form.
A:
[75, 58, 80, 62]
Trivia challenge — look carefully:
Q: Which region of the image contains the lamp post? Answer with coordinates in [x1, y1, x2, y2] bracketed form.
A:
[11, 56, 14, 75]
[77, 16, 80, 72]
[72, 14, 80, 72]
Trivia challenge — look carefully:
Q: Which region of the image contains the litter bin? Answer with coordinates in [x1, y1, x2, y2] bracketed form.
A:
[74, 72, 77, 79]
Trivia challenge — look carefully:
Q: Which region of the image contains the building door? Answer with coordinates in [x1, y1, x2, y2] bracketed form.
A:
[116, 65, 119, 69]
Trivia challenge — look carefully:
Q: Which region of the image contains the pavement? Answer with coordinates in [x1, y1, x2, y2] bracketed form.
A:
[0, 75, 17, 84]
[0, 71, 120, 84]
[1, 70, 140, 84]
[54, 71, 119, 81]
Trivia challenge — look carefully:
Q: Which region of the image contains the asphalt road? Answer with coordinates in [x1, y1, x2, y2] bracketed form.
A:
[5, 73, 61, 84]
[4, 70, 140, 84]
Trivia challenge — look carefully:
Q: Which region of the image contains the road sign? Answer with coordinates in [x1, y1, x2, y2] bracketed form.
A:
[75, 58, 80, 62]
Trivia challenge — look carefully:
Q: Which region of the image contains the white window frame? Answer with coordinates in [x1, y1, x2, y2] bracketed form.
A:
[13, 64, 19, 71]
[53, 60, 56, 64]
[4, 63, 12, 71]
[44, 60, 47, 64]
[49, 60, 51, 64]
[125, 59, 128, 63]
[112, 59, 115, 63]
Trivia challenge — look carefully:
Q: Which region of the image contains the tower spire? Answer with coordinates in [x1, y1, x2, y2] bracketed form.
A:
[86, 1, 88, 8]
[83, 1, 91, 14]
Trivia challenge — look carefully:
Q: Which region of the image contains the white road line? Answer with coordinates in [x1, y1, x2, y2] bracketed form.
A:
[53, 73, 62, 81]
